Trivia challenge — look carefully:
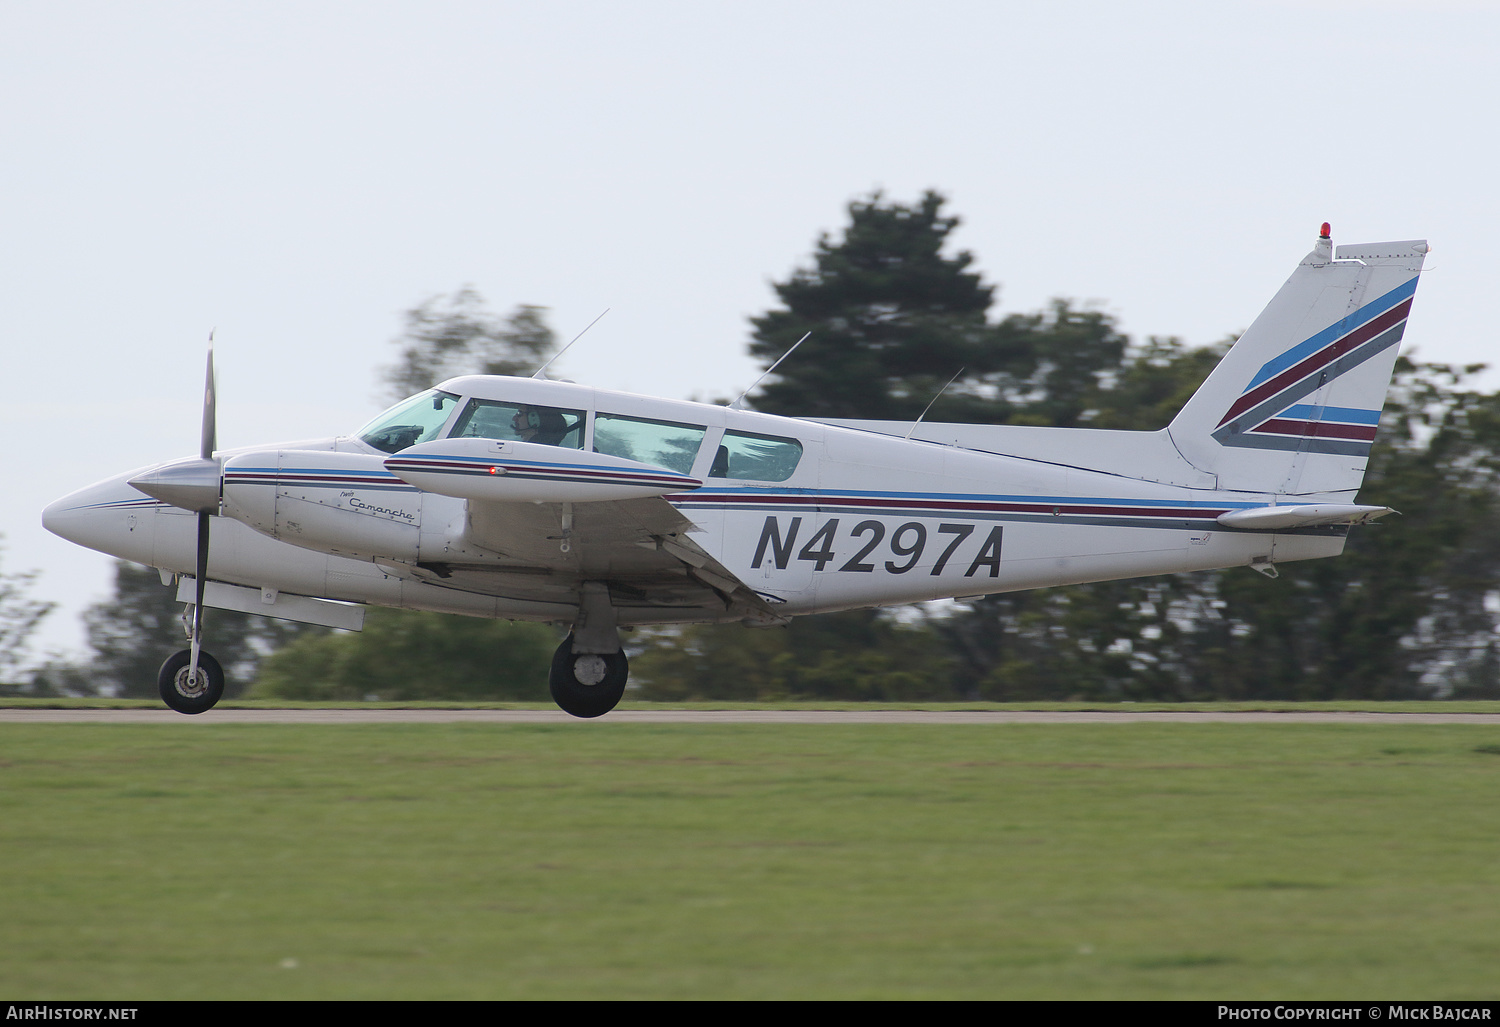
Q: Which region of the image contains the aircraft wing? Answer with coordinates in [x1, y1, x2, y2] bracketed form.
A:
[386, 441, 786, 625]
[460, 495, 783, 620]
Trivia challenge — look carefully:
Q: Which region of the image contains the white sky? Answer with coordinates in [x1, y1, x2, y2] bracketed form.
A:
[4, 0, 1498, 662]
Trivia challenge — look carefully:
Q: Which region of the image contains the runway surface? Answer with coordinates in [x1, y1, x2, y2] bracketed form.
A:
[4, 709, 1500, 724]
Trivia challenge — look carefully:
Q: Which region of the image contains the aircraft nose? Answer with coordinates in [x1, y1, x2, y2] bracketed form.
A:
[40, 494, 76, 542]
[41, 489, 107, 548]
[42, 470, 163, 563]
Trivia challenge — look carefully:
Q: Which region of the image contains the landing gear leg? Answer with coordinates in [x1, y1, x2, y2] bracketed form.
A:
[549, 582, 627, 719]
[159, 596, 224, 715]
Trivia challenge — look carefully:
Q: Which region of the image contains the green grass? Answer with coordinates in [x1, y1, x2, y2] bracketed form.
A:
[4, 697, 1500, 712]
[1, 722, 1498, 999]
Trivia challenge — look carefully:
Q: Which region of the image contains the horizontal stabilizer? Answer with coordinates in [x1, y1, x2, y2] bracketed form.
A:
[1215, 504, 1394, 530]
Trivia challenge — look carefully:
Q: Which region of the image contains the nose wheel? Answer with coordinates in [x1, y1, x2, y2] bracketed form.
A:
[158, 649, 225, 715]
[548, 634, 628, 719]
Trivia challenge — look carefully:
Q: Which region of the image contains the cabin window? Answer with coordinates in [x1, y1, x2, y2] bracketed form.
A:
[709, 431, 803, 482]
[449, 400, 586, 449]
[593, 414, 706, 475]
[357, 389, 462, 454]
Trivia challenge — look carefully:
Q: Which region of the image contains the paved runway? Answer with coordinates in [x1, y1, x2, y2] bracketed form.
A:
[3, 709, 1500, 724]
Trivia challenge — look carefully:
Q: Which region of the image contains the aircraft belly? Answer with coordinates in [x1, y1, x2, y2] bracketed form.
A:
[397, 557, 728, 612]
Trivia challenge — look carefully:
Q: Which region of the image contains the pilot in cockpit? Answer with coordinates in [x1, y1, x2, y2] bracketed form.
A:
[512, 405, 572, 447]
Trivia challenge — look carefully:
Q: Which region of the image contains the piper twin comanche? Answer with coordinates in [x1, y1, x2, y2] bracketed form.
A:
[44, 226, 1427, 717]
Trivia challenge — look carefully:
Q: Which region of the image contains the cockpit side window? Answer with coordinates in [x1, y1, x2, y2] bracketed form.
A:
[709, 430, 803, 482]
[449, 400, 586, 449]
[594, 414, 706, 474]
[357, 390, 461, 454]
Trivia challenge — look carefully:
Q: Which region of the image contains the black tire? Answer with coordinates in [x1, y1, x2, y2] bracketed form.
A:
[548, 634, 627, 719]
[158, 649, 225, 715]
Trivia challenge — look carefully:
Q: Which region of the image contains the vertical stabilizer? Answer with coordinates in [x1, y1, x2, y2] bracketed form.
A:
[1167, 227, 1427, 496]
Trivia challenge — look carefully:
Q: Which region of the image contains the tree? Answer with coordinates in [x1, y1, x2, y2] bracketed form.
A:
[250, 607, 558, 701]
[0, 538, 53, 685]
[631, 611, 955, 701]
[747, 190, 1126, 427]
[381, 289, 556, 402]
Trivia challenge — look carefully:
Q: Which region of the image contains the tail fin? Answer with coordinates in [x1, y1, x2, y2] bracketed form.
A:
[1168, 226, 1427, 497]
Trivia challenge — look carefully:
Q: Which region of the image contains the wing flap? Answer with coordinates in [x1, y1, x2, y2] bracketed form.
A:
[423, 495, 786, 625]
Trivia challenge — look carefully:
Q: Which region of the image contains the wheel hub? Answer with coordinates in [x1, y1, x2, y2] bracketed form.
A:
[173, 666, 210, 699]
[573, 655, 608, 686]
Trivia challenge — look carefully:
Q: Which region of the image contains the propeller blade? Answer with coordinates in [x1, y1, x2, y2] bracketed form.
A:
[190, 334, 216, 679]
[200, 335, 216, 461]
[190, 510, 209, 677]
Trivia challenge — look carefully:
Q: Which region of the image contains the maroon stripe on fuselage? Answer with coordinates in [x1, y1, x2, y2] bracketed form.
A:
[681, 492, 1230, 520]
[386, 458, 692, 487]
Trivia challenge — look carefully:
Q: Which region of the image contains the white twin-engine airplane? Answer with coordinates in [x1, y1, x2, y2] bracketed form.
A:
[44, 226, 1427, 717]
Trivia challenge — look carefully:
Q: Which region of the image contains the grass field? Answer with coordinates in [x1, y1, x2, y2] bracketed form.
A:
[2, 716, 1498, 999]
[6, 697, 1500, 711]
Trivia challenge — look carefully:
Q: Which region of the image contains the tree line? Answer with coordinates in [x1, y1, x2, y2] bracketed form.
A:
[11, 191, 1500, 700]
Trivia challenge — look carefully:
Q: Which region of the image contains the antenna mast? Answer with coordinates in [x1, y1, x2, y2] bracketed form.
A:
[903, 367, 966, 440]
[730, 331, 812, 410]
[533, 308, 610, 379]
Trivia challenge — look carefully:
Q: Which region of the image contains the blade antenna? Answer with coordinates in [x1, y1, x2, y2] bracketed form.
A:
[730, 331, 812, 410]
[904, 367, 966, 440]
[533, 309, 609, 379]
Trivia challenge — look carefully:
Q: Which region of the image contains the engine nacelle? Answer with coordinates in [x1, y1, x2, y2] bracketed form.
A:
[221, 449, 421, 562]
[385, 438, 702, 503]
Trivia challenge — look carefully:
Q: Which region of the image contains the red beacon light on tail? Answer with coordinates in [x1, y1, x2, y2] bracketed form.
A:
[1320, 222, 1332, 240]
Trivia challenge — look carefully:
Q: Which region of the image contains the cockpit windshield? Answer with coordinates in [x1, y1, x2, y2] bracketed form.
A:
[357, 389, 461, 454]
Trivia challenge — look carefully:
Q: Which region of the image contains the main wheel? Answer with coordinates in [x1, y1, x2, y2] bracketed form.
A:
[548, 634, 628, 719]
[158, 649, 225, 715]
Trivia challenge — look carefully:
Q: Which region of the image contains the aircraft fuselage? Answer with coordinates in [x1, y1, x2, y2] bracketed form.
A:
[44, 375, 1345, 629]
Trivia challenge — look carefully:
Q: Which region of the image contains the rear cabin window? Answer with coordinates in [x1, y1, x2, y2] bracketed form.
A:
[708, 431, 803, 482]
[449, 400, 586, 449]
[593, 414, 706, 475]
